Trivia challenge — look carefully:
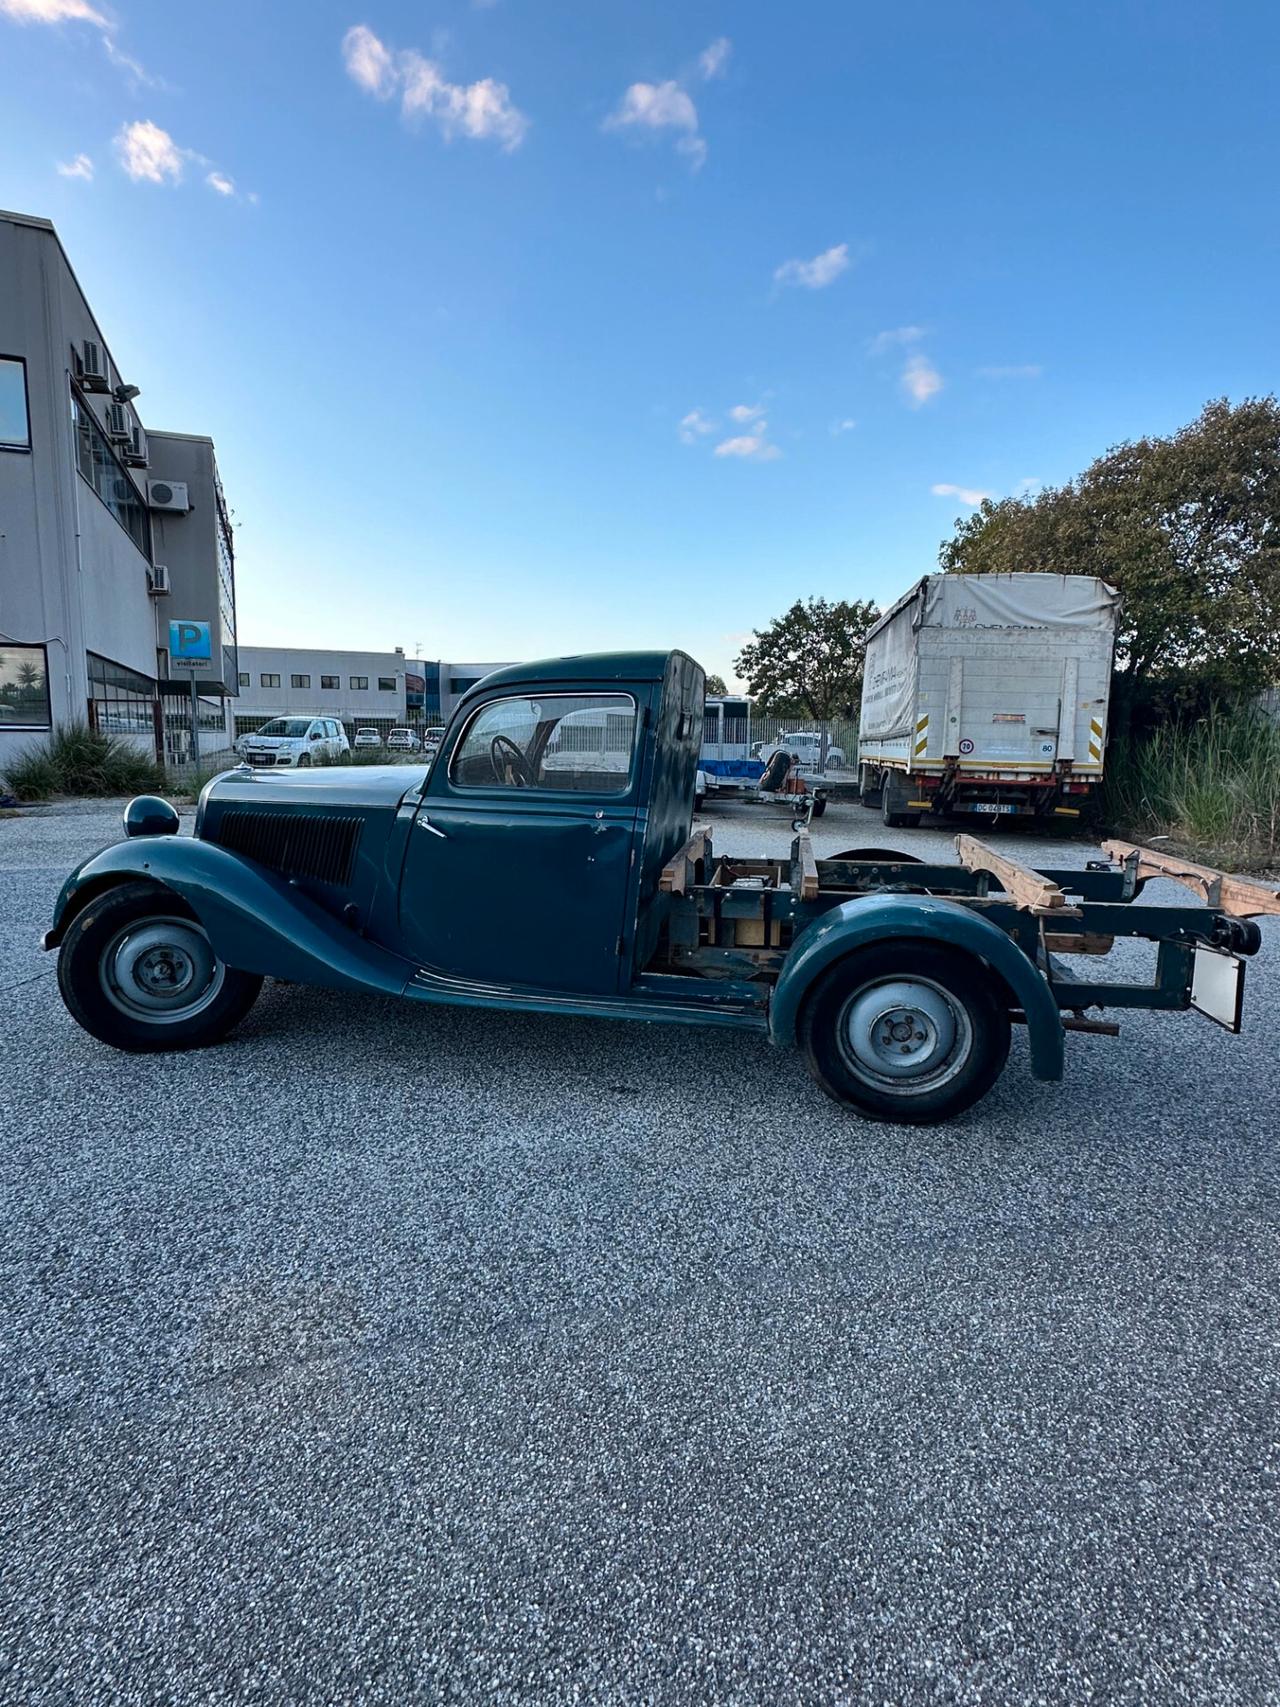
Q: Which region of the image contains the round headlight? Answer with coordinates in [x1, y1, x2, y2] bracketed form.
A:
[123, 795, 180, 838]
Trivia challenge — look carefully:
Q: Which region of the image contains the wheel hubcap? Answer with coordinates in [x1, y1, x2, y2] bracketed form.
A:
[838, 976, 972, 1093]
[100, 917, 225, 1023]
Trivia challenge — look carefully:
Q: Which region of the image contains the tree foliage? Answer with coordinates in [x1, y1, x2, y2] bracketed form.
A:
[703, 672, 729, 697]
[734, 596, 881, 721]
[939, 397, 1280, 714]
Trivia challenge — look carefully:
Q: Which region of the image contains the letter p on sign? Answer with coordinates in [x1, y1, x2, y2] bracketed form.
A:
[169, 619, 212, 666]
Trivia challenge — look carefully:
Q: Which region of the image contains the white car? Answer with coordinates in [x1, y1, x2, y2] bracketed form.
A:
[236, 716, 350, 769]
[353, 727, 382, 750]
[386, 726, 422, 753]
[757, 731, 845, 773]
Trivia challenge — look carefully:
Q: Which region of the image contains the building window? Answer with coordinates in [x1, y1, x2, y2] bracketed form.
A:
[291, 673, 311, 689]
[238, 672, 249, 687]
[377, 676, 396, 692]
[320, 675, 339, 689]
[0, 356, 30, 451]
[261, 672, 281, 688]
[450, 677, 480, 696]
[87, 652, 155, 737]
[350, 676, 368, 690]
[0, 643, 51, 729]
[70, 386, 150, 558]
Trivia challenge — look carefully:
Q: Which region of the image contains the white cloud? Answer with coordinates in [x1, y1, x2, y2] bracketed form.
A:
[728, 402, 765, 424]
[869, 325, 926, 354]
[605, 77, 707, 169]
[206, 170, 235, 196]
[699, 36, 731, 80]
[902, 352, 943, 406]
[343, 25, 529, 150]
[976, 363, 1042, 379]
[342, 23, 396, 96]
[0, 0, 105, 22]
[831, 418, 856, 435]
[114, 119, 186, 184]
[715, 422, 781, 462]
[931, 482, 989, 507]
[679, 408, 717, 443]
[56, 152, 94, 180]
[773, 243, 850, 290]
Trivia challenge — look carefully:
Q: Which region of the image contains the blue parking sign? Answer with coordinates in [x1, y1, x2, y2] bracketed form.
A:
[169, 619, 212, 667]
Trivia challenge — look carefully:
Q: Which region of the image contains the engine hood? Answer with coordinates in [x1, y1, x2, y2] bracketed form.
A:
[198, 763, 426, 825]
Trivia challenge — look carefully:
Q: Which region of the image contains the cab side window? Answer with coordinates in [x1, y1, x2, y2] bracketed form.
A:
[450, 694, 637, 794]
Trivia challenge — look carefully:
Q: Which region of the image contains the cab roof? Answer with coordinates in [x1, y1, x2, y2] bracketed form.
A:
[460, 650, 696, 699]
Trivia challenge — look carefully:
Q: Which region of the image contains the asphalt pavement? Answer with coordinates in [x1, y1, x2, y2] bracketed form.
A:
[2, 796, 1278, 1705]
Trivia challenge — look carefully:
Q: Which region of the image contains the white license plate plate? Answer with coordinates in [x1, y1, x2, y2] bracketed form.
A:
[959, 802, 1019, 814]
[1192, 948, 1244, 1032]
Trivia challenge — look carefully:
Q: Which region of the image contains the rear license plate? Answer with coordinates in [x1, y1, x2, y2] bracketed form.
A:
[1191, 948, 1244, 1032]
[958, 802, 1019, 815]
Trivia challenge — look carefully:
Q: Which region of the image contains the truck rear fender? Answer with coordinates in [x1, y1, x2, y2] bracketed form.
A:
[45, 839, 413, 997]
[769, 893, 1064, 1081]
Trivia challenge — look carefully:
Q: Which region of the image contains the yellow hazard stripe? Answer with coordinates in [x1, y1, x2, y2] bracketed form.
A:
[914, 714, 928, 756]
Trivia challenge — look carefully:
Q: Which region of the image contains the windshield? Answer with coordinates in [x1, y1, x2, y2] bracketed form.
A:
[256, 719, 312, 737]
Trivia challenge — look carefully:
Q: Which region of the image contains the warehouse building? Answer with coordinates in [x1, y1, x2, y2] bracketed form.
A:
[234, 650, 518, 739]
[0, 209, 238, 774]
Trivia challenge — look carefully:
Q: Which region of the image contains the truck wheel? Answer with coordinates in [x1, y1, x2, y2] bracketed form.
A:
[57, 881, 263, 1054]
[798, 943, 1011, 1124]
[811, 795, 827, 818]
[882, 793, 921, 830]
[858, 765, 882, 809]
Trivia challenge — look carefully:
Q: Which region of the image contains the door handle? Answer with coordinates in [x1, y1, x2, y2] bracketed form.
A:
[417, 815, 448, 839]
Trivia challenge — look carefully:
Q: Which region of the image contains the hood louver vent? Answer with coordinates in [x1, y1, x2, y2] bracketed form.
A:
[214, 809, 362, 886]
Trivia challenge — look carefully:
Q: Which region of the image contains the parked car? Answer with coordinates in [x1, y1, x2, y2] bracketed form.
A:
[422, 727, 445, 752]
[353, 727, 383, 751]
[386, 727, 422, 752]
[44, 648, 1273, 1125]
[235, 716, 350, 768]
[757, 731, 845, 772]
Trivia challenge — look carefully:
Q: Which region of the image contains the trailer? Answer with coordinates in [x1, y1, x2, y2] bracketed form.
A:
[858, 572, 1119, 828]
[44, 649, 1276, 1127]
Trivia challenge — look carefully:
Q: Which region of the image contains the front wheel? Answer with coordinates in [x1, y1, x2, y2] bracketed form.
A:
[798, 943, 1011, 1123]
[57, 881, 263, 1053]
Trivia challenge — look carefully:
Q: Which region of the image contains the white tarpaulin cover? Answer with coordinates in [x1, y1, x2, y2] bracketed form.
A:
[921, 573, 1119, 631]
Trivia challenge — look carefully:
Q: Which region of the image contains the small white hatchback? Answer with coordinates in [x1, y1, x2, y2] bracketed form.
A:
[236, 716, 350, 768]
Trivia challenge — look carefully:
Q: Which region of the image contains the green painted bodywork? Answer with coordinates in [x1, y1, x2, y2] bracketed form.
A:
[768, 892, 1065, 1080]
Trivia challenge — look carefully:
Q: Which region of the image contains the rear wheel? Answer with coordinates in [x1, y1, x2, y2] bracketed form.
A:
[883, 791, 921, 830]
[858, 765, 882, 809]
[57, 881, 262, 1053]
[798, 942, 1011, 1123]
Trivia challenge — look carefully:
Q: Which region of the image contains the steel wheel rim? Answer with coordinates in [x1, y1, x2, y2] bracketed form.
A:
[836, 975, 973, 1096]
[99, 916, 225, 1023]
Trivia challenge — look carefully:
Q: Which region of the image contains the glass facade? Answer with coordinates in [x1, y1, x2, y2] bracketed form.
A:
[1, 357, 30, 450]
[214, 462, 238, 693]
[0, 643, 51, 728]
[71, 386, 150, 558]
[87, 652, 156, 737]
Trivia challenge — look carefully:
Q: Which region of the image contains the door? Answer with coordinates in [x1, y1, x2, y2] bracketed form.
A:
[400, 690, 643, 995]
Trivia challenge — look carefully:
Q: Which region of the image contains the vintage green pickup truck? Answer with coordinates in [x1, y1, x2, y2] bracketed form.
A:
[44, 650, 1277, 1123]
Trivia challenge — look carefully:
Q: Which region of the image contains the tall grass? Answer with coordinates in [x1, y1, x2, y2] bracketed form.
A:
[1, 724, 168, 803]
[1104, 706, 1280, 870]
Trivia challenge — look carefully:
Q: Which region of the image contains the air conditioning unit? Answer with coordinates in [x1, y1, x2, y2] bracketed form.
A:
[148, 564, 172, 596]
[146, 479, 190, 513]
[81, 339, 110, 392]
[104, 401, 131, 441]
[123, 424, 148, 468]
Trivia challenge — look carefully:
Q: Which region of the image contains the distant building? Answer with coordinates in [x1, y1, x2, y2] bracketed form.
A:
[233, 646, 410, 733]
[0, 208, 238, 772]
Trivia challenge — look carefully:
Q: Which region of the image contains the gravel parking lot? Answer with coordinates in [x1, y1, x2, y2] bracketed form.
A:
[2, 795, 1278, 1705]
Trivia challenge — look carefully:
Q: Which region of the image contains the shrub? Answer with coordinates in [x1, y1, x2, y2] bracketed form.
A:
[1104, 706, 1280, 870]
[2, 723, 168, 802]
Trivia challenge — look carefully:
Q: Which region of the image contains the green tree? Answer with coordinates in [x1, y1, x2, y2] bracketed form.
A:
[939, 397, 1280, 719]
[734, 596, 881, 725]
[704, 672, 729, 697]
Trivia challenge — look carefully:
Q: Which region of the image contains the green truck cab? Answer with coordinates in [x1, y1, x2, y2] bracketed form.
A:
[44, 650, 1271, 1124]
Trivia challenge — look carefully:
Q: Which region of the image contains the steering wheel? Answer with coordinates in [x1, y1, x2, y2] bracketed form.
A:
[490, 733, 534, 787]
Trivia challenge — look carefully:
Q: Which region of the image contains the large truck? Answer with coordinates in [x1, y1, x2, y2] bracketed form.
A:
[857, 572, 1119, 828]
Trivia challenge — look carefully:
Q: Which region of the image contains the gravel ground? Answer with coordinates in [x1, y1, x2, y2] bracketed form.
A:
[2, 796, 1278, 1705]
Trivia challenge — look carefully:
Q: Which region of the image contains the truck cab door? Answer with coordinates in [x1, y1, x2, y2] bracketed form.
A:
[399, 688, 645, 995]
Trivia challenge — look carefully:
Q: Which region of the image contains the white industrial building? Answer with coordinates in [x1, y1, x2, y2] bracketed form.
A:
[233, 648, 520, 738]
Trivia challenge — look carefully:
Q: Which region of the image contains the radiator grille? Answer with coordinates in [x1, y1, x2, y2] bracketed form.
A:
[213, 809, 362, 886]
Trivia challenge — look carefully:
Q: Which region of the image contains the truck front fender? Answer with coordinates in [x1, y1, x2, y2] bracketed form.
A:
[769, 893, 1064, 1081]
[45, 838, 413, 998]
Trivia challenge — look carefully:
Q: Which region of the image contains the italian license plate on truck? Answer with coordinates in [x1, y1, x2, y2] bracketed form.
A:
[959, 802, 1019, 815]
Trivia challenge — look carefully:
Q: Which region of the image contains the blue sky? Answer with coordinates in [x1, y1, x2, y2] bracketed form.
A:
[2, 0, 1277, 684]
